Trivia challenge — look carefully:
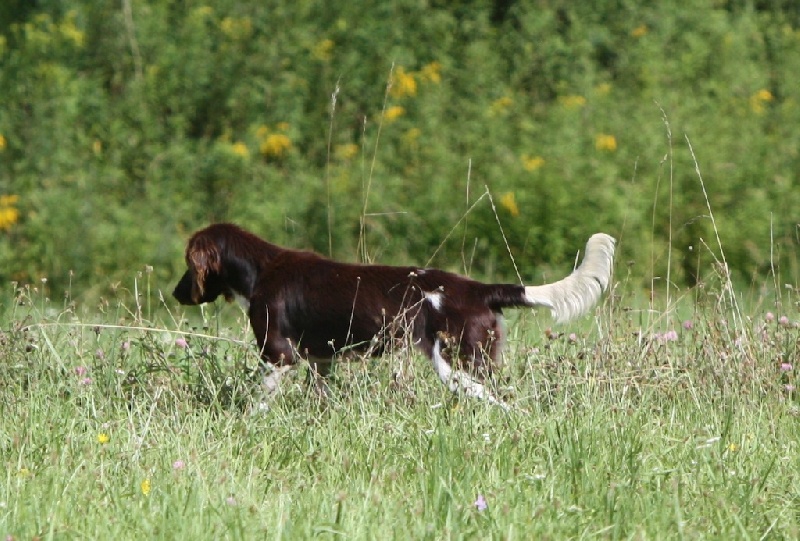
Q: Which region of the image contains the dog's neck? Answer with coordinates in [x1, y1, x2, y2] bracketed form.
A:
[216, 226, 286, 304]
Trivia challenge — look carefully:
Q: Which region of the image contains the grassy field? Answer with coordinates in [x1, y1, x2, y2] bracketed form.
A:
[1, 271, 799, 539]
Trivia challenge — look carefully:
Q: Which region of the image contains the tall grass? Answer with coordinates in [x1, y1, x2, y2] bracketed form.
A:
[1, 254, 798, 538]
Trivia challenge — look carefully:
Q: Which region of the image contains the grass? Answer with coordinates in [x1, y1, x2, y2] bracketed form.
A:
[1, 274, 799, 540]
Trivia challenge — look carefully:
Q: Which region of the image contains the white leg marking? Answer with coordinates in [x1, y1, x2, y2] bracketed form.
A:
[431, 340, 510, 411]
[254, 363, 293, 412]
[424, 291, 444, 311]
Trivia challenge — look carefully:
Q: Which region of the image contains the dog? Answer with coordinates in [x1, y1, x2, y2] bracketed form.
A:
[173, 223, 615, 408]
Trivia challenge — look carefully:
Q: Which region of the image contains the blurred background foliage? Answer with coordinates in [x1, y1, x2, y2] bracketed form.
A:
[0, 0, 798, 302]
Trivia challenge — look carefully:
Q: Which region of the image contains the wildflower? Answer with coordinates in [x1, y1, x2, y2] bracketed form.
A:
[765, 312, 775, 322]
[402, 128, 422, 147]
[193, 6, 213, 18]
[0, 194, 20, 231]
[226, 496, 238, 506]
[259, 133, 292, 158]
[595, 83, 612, 96]
[779, 316, 790, 326]
[335, 143, 359, 160]
[59, 11, 85, 47]
[595, 134, 617, 152]
[0, 134, 6, 150]
[95, 348, 104, 360]
[312, 38, 334, 61]
[521, 155, 545, 172]
[75, 366, 88, 377]
[727, 443, 738, 452]
[97, 433, 110, 444]
[631, 24, 648, 38]
[663, 330, 678, 341]
[92, 140, 102, 155]
[474, 494, 488, 511]
[230, 142, 249, 160]
[141, 478, 151, 496]
[80, 377, 93, 386]
[175, 337, 188, 348]
[558, 95, 586, 109]
[489, 95, 513, 115]
[682, 320, 694, 330]
[499, 192, 520, 217]
[275, 122, 290, 132]
[419, 61, 442, 84]
[780, 363, 792, 372]
[121, 341, 131, 351]
[568, 333, 578, 343]
[173, 460, 186, 471]
[750, 89, 773, 114]
[220, 17, 252, 40]
[390, 67, 417, 98]
[383, 106, 405, 123]
[785, 384, 795, 393]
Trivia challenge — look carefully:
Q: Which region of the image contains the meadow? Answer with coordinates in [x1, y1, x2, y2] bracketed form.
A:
[1, 254, 799, 539]
[2, 2, 800, 538]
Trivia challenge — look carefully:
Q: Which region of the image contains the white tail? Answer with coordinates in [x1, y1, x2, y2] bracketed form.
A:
[524, 233, 616, 323]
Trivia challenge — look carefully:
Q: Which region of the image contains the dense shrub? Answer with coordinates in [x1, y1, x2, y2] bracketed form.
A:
[0, 1, 798, 300]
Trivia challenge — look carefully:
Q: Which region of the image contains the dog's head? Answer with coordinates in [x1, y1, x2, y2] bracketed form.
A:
[172, 231, 227, 305]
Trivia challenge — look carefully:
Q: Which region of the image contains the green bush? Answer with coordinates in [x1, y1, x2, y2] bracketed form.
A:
[1, 1, 798, 301]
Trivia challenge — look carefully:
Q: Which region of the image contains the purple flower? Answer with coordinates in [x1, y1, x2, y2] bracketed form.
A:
[785, 384, 795, 393]
[79, 377, 93, 385]
[568, 333, 577, 343]
[662, 330, 678, 342]
[121, 341, 131, 351]
[95, 348, 105, 360]
[175, 337, 188, 349]
[474, 494, 488, 511]
[780, 363, 793, 372]
[779, 316, 790, 326]
[226, 496, 238, 507]
[765, 312, 775, 322]
[682, 320, 693, 330]
[173, 460, 186, 470]
[75, 366, 88, 377]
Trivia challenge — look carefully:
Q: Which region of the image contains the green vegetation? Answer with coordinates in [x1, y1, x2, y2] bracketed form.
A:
[1, 1, 799, 299]
[1, 269, 799, 538]
[2, 2, 800, 538]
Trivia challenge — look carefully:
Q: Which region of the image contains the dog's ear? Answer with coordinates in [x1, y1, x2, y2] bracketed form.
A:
[187, 235, 222, 303]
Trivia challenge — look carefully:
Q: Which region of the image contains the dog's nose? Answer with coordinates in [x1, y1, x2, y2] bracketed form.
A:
[172, 271, 194, 305]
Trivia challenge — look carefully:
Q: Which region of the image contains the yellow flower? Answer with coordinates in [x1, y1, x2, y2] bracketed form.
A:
[383, 105, 405, 122]
[521, 155, 545, 172]
[390, 67, 417, 98]
[59, 10, 85, 47]
[728, 443, 738, 452]
[499, 191, 520, 217]
[595, 134, 617, 152]
[312, 38, 334, 61]
[419, 61, 442, 84]
[230, 141, 250, 160]
[595, 83, 612, 96]
[403, 128, 421, 145]
[92, 140, 102, 155]
[0, 195, 20, 231]
[97, 432, 110, 444]
[141, 478, 151, 496]
[750, 89, 773, 114]
[17, 468, 31, 478]
[255, 125, 270, 140]
[220, 17, 252, 39]
[335, 143, 359, 160]
[631, 24, 648, 38]
[0, 134, 7, 151]
[259, 133, 292, 158]
[490, 96, 513, 115]
[275, 122, 290, 132]
[558, 95, 586, 109]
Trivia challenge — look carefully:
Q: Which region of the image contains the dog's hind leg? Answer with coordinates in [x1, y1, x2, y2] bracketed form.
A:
[430, 339, 510, 411]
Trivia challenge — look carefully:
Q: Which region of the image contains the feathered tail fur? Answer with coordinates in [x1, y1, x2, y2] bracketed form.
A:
[523, 233, 616, 322]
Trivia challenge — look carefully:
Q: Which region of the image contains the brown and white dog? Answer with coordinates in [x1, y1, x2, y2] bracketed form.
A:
[173, 223, 615, 408]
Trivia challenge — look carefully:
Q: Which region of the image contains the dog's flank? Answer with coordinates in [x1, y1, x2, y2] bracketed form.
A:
[173, 223, 616, 409]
